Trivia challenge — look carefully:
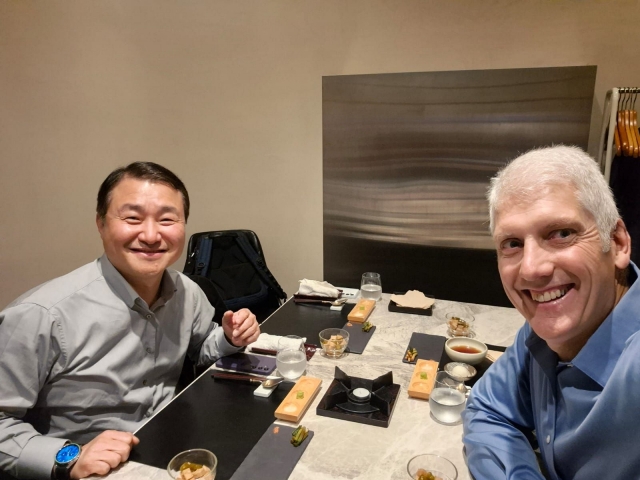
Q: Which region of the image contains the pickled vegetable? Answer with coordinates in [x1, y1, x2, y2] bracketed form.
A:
[405, 347, 418, 362]
[180, 462, 203, 472]
[291, 425, 309, 447]
[415, 468, 441, 480]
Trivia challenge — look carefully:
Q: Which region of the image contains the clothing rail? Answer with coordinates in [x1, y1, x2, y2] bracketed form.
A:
[597, 87, 620, 183]
[598, 87, 640, 183]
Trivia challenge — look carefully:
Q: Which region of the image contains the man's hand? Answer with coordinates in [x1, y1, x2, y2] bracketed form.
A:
[70, 430, 139, 479]
[222, 309, 260, 347]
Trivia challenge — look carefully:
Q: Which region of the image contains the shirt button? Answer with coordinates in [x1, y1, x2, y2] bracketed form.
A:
[146, 314, 152, 320]
[142, 379, 148, 386]
[145, 347, 154, 354]
[145, 411, 152, 418]
[546, 435, 551, 444]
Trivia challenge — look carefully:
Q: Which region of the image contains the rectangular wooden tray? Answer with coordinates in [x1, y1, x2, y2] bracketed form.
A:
[274, 376, 322, 422]
[407, 359, 439, 400]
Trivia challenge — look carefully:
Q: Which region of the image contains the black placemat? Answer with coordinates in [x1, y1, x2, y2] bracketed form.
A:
[439, 343, 507, 388]
[261, 300, 355, 346]
[131, 376, 293, 480]
[402, 332, 447, 364]
[230, 423, 314, 480]
[342, 322, 376, 354]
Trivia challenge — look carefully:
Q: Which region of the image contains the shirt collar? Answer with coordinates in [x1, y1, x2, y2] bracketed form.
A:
[98, 254, 177, 310]
[526, 262, 640, 387]
[572, 262, 640, 386]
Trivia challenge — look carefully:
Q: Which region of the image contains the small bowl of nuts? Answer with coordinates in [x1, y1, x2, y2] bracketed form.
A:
[319, 328, 349, 358]
[446, 312, 475, 338]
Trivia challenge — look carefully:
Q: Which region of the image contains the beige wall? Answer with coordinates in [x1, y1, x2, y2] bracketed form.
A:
[1, 0, 640, 308]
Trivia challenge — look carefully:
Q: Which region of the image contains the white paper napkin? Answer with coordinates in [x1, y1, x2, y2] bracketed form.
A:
[250, 333, 307, 351]
[296, 279, 340, 298]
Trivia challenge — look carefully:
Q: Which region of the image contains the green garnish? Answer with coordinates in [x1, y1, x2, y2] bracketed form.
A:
[296, 391, 304, 399]
[420, 371, 428, 380]
[362, 321, 373, 332]
[405, 347, 418, 362]
[291, 425, 309, 447]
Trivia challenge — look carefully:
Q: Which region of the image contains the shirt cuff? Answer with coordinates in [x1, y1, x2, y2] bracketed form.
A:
[18, 435, 68, 480]
[215, 327, 242, 356]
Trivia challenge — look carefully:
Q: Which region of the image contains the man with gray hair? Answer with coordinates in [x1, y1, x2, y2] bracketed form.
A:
[463, 146, 636, 479]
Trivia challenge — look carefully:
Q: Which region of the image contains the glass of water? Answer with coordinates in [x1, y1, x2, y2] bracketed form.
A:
[276, 335, 307, 381]
[429, 371, 466, 425]
[360, 272, 382, 301]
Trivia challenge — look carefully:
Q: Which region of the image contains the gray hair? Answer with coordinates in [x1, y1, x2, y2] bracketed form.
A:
[487, 145, 619, 251]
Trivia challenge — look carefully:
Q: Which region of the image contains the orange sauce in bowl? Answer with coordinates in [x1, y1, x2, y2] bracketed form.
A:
[451, 345, 481, 354]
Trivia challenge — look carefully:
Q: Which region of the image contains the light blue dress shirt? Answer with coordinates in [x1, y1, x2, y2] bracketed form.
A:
[0, 255, 239, 479]
[463, 262, 640, 479]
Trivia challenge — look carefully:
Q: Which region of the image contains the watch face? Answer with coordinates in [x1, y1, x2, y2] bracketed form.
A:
[55, 444, 81, 464]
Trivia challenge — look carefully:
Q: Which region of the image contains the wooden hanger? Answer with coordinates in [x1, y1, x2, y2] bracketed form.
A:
[617, 89, 629, 156]
[624, 91, 638, 157]
[631, 89, 640, 158]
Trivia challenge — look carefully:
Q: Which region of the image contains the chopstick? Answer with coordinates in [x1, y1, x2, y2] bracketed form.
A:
[211, 372, 267, 383]
[250, 347, 277, 356]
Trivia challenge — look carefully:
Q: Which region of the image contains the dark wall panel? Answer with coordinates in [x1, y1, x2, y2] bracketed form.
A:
[323, 66, 597, 307]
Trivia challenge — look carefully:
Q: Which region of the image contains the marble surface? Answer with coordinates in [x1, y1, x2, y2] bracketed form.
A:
[90, 295, 525, 480]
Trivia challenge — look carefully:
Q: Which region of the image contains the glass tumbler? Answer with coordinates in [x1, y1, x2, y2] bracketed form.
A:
[276, 335, 307, 380]
[360, 272, 382, 301]
[429, 371, 466, 425]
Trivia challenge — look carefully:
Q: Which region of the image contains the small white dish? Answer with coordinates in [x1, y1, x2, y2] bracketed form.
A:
[445, 338, 487, 365]
[444, 362, 477, 381]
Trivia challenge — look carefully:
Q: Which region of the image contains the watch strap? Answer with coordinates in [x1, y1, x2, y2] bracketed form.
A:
[53, 463, 73, 480]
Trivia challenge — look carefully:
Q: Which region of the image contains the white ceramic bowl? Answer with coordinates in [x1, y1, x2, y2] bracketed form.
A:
[444, 362, 477, 381]
[444, 338, 487, 365]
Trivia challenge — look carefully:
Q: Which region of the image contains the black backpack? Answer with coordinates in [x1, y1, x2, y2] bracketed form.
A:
[182, 230, 287, 322]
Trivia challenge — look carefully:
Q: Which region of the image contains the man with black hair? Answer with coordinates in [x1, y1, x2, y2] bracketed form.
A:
[0, 162, 260, 479]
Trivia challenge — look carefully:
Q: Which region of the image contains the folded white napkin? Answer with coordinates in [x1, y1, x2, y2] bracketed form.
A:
[296, 279, 340, 298]
[250, 333, 307, 351]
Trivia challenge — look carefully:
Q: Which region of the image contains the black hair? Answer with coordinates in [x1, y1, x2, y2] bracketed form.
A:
[96, 162, 190, 221]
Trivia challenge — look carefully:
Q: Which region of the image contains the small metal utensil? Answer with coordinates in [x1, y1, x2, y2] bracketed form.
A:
[211, 372, 284, 388]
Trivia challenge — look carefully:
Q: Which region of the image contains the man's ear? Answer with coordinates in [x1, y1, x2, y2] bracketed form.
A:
[96, 214, 105, 237]
[612, 219, 632, 270]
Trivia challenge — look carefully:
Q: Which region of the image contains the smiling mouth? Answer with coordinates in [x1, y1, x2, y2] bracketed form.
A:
[130, 248, 166, 254]
[529, 285, 573, 303]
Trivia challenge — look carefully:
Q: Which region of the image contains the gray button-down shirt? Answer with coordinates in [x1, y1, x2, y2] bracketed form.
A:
[0, 255, 239, 479]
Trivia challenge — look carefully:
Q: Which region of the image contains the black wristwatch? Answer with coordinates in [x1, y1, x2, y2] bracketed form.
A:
[53, 443, 81, 480]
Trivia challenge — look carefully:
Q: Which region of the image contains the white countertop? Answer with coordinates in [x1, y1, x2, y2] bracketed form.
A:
[89, 295, 525, 480]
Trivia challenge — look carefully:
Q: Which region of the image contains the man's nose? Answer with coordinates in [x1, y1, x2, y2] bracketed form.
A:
[520, 240, 553, 281]
[138, 219, 161, 244]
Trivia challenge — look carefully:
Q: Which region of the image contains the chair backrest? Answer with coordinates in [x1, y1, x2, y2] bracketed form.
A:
[183, 230, 287, 322]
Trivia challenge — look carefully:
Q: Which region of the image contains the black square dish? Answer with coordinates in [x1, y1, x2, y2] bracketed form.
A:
[388, 293, 434, 316]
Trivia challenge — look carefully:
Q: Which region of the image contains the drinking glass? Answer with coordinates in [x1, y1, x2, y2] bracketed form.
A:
[360, 272, 382, 301]
[167, 448, 217, 479]
[429, 371, 466, 425]
[276, 335, 307, 380]
[407, 453, 458, 480]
